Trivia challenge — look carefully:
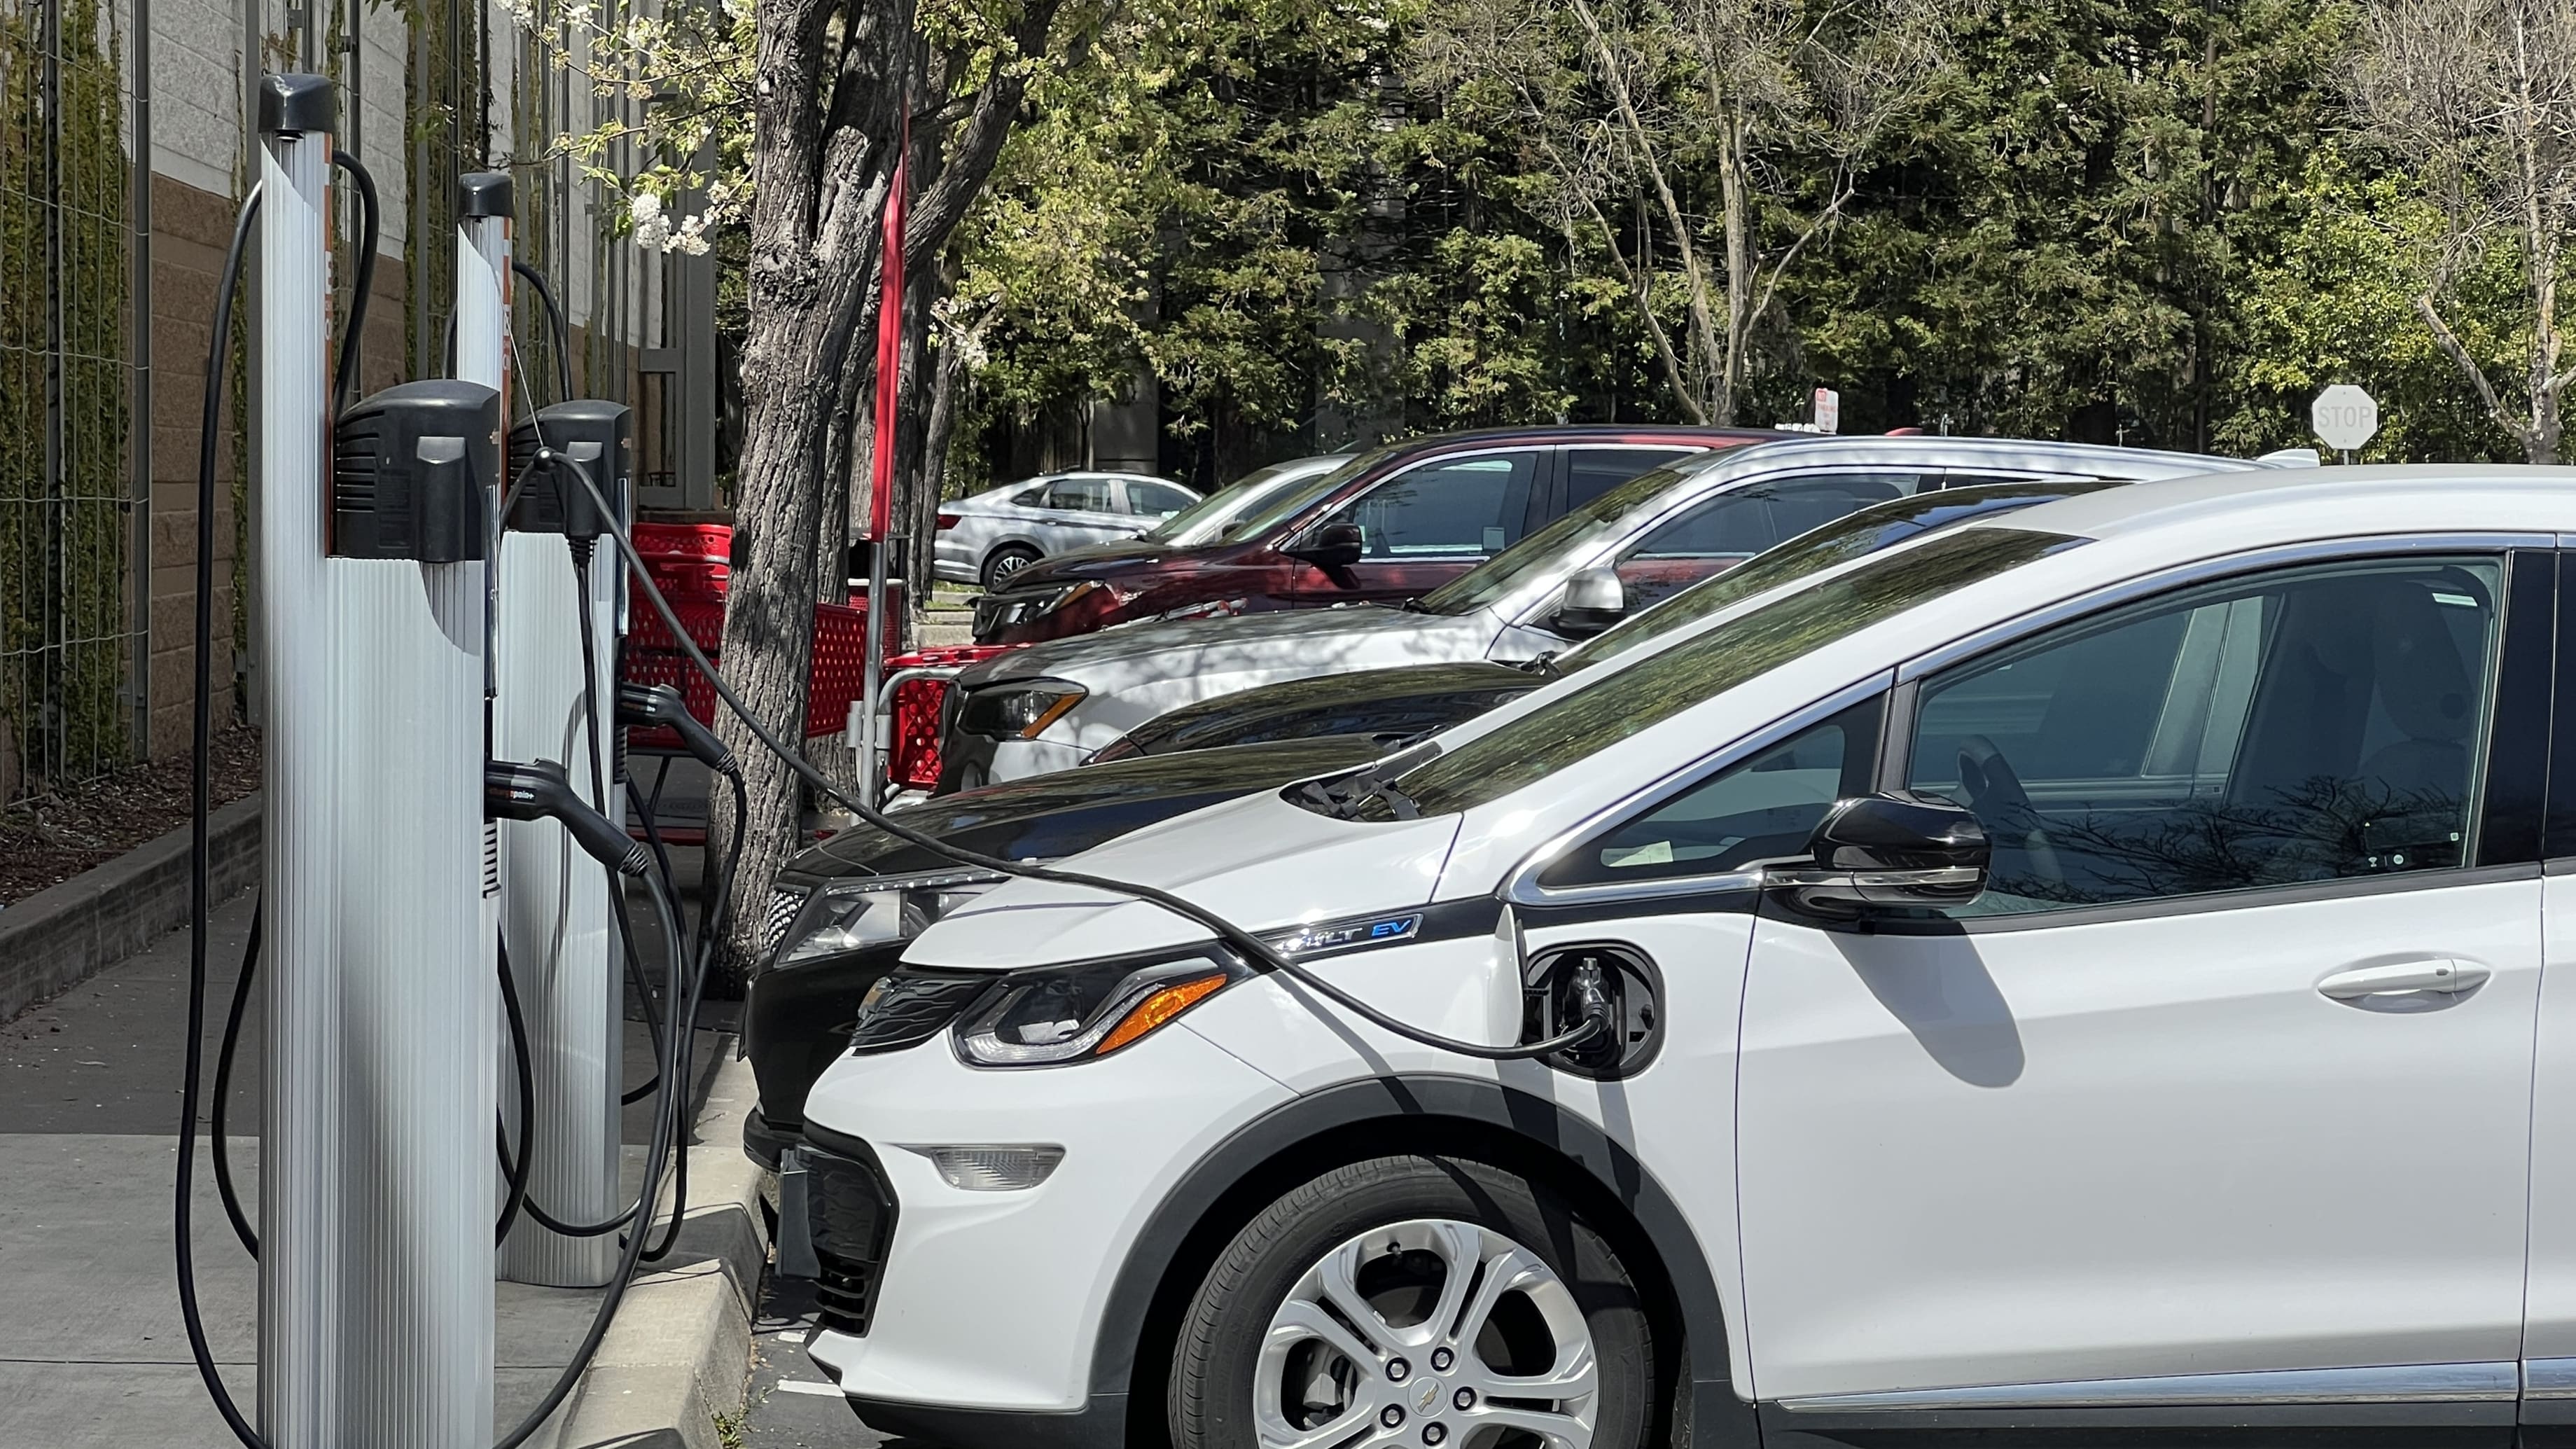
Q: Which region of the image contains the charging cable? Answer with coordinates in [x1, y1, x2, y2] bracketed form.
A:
[536, 451, 1605, 1063]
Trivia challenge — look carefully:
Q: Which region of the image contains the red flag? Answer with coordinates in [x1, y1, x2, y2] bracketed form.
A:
[867, 136, 910, 541]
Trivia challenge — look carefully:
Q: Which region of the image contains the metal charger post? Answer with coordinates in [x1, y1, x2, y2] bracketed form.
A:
[254, 74, 497, 1446]
[478, 172, 627, 1287]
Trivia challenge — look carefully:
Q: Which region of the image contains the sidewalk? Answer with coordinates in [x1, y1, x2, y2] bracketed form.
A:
[0, 883, 740, 1448]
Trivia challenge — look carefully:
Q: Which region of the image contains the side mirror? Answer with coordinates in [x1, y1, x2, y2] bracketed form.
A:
[1774, 792, 1989, 913]
[1554, 567, 1626, 637]
[1286, 520, 1365, 569]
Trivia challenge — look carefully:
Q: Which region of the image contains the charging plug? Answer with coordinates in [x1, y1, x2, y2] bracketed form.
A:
[487, 758, 651, 876]
[618, 683, 737, 777]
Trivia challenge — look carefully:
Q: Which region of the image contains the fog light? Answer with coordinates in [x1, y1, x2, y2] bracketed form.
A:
[900, 1144, 1066, 1191]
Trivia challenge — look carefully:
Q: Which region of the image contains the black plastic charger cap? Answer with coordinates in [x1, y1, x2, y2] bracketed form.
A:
[459, 171, 513, 219]
[257, 73, 336, 138]
[506, 400, 632, 539]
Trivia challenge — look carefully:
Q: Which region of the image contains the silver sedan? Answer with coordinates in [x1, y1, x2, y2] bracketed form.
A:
[933, 472, 1200, 589]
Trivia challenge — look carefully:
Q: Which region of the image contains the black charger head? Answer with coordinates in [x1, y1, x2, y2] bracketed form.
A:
[332, 380, 500, 562]
[506, 400, 632, 540]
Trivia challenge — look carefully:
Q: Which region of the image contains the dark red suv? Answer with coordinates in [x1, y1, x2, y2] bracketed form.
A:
[968, 425, 1778, 644]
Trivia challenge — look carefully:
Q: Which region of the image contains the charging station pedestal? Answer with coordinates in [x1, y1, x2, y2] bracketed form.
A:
[482, 167, 632, 1284]
[254, 75, 497, 1448]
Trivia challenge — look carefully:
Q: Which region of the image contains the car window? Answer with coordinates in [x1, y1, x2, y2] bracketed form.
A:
[1540, 698, 1881, 887]
[1564, 447, 1697, 509]
[1351, 526, 2084, 820]
[1416, 456, 1722, 618]
[1216, 452, 1384, 541]
[1125, 480, 1197, 516]
[1560, 479, 2122, 672]
[1906, 555, 2504, 916]
[1611, 473, 1920, 616]
[1325, 451, 1542, 561]
[1147, 462, 1311, 543]
[1042, 477, 1117, 513]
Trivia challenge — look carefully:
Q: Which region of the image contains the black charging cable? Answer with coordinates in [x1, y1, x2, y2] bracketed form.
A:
[512, 258, 576, 407]
[536, 450, 1605, 1063]
[330, 151, 378, 417]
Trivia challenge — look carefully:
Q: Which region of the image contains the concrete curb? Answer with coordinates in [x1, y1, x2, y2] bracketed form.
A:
[548, 1048, 772, 1449]
[0, 791, 262, 1025]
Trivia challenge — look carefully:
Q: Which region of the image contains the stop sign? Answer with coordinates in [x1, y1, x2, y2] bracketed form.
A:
[2311, 384, 2380, 453]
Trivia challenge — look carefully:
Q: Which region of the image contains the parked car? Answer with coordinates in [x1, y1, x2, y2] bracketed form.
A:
[968, 424, 1779, 645]
[796, 464, 2576, 1449]
[940, 436, 2297, 789]
[746, 481, 2111, 1167]
[742, 734, 1385, 1165]
[742, 477, 2185, 1181]
[1089, 476, 2134, 761]
[933, 471, 1201, 590]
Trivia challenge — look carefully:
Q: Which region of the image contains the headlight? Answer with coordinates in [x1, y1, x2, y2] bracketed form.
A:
[774, 868, 1004, 967]
[954, 951, 1247, 1067]
[956, 680, 1087, 740]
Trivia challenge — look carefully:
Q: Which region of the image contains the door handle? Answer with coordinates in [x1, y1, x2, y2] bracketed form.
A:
[2316, 959, 2491, 1001]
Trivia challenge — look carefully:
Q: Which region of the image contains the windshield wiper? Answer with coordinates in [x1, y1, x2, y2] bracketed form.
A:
[1517, 652, 1561, 679]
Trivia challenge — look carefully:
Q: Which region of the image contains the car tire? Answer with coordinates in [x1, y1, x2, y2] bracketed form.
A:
[1169, 1153, 1654, 1449]
[981, 544, 1040, 590]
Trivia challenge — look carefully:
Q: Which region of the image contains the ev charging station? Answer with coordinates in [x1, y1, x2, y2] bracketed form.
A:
[251, 74, 500, 1444]
[479, 161, 638, 1287]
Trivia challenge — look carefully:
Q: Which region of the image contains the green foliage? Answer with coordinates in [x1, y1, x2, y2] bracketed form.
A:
[0, 0, 135, 797]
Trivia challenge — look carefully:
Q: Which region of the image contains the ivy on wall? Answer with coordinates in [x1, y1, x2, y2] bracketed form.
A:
[0, 0, 134, 803]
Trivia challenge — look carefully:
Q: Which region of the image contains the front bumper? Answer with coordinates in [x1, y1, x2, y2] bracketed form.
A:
[798, 1022, 1292, 1417]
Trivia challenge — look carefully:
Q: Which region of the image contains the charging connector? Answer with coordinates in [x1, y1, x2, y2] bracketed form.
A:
[617, 681, 737, 777]
[487, 758, 653, 877]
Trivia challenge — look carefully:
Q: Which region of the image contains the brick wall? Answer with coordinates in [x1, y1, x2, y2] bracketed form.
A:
[142, 170, 408, 761]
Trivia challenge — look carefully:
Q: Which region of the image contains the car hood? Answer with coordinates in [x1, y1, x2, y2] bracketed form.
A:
[1134, 660, 1541, 751]
[785, 735, 1387, 880]
[987, 536, 1174, 591]
[962, 604, 1484, 688]
[904, 786, 1465, 970]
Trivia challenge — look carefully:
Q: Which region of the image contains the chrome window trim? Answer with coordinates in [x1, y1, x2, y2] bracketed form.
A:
[1501, 671, 1892, 909]
[1897, 532, 2551, 683]
[1774, 1361, 2519, 1413]
[2527, 1357, 2576, 1399]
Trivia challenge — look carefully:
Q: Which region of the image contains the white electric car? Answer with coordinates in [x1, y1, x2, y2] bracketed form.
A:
[795, 466, 2576, 1449]
[937, 436, 2307, 788]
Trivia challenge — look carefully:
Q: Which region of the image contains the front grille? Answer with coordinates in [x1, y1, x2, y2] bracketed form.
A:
[847, 969, 993, 1054]
[762, 885, 809, 953]
[803, 1141, 898, 1336]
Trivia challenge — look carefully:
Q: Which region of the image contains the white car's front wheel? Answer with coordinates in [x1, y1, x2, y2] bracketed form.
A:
[1169, 1154, 1654, 1449]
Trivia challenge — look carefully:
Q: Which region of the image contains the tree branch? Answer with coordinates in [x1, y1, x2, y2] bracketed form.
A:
[2417, 291, 2535, 454]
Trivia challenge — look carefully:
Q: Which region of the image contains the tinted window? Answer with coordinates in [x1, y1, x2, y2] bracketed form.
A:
[1356, 527, 2083, 819]
[1561, 480, 2117, 672]
[1610, 474, 1921, 619]
[1907, 556, 2502, 915]
[1125, 480, 1197, 515]
[1042, 477, 1117, 512]
[1329, 451, 1541, 560]
[1565, 447, 1696, 508]
[1416, 456, 1723, 618]
[1540, 698, 1880, 887]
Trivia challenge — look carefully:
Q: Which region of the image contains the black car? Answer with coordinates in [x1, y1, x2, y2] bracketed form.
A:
[742, 735, 1384, 1167]
[1090, 478, 2119, 762]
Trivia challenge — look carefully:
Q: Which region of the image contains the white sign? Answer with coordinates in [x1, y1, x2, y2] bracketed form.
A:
[1813, 387, 1841, 435]
[2311, 384, 2379, 453]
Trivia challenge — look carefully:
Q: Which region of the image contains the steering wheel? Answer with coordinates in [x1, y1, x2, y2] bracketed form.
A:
[1956, 735, 2066, 893]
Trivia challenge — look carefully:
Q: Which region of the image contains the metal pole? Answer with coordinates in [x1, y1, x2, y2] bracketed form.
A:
[127, 0, 152, 754]
[252, 76, 343, 1448]
[259, 74, 498, 1448]
[480, 171, 623, 1287]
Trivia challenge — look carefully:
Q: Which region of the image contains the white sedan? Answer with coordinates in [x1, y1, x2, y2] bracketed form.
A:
[932, 471, 1199, 590]
[798, 463, 2576, 1449]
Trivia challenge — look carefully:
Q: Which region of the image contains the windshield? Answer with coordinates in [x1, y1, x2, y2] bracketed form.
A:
[1214, 449, 1388, 541]
[1554, 478, 2119, 672]
[1148, 459, 1327, 545]
[1415, 457, 1720, 617]
[1349, 527, 2084, 819]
